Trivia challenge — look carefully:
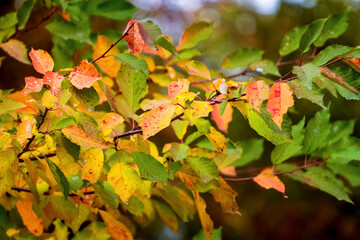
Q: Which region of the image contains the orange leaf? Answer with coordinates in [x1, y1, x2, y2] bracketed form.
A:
[123, 19, 145, 56]
[210, 177, 241, 215]
[29, 48, 54, 74]
[100, 112, 124, 133]
[43, 71, 64, 95]
[177, 60, 211, 80]
[93, 35, 121, 78]
[140, 104, 176, 139]
[211, 101, 233, 133]
[168, 79, 190, 100]
[253, 168, 287, 197]
[24, 76, 43, 95]
[99, 210, 133, 240]
[17, 118, 36, 146]
[16, 200, 43, 236]
[245, 80, 269, 111]
[193, 191, 213, 240]
[69, 60, 101, 89]
[9, 90, 39, 114]
[266, 82, 294, 128]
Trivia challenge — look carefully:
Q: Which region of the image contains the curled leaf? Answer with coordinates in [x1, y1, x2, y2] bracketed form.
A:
[123, 19, 145, 56]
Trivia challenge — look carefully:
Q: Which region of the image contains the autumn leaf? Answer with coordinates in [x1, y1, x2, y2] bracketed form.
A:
[140, 104, 176, 139]
[140, 98, 172, 111]
[266, 82, 294, 128]
[93, 35, 121, 78]
[193, 191, 213, 240]
[123, 19, 146, 56]
[61, 125, 109, 149]
[0, 39, 30, 64]
[16, 200, 43, 236]
[211, 101, 233, 133]
[81, 148, 104, 184]
[154, 201, 179, 233]
[24, 76, 43, 95]
[168, 79, 190, 100]
[69, 60, 101, 89]
[43, 71, 64, 95]
[210, 177, 241, 215]
[17, 117, 36, 146]
[245, 80, 270, 111]
[41, 90, 58, 108]
[99, 210, 133, 240]
[100, 113, 124, 134]
[29, 48, 54, 74]
[253, 168, 287, 197]
[107, 163, 142, 202]
[191, 101, 212, 118]
[177, 60, 211, 80]
[205, 127, 227, 154]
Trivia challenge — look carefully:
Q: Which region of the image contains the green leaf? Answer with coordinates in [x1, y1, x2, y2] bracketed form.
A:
[132, 151, 167, 183]
[330, 144, 360, 164]
[116, 63, 147, 111]
[221, 47, 264, 69]
[303, 107, 331, 154]
[279, 25, 307, 56]
[289, 79, 324, 107]
[193, 226, 222, 240]
[186, 156, 218, 182]
[293, 63, 321, 89]
[68, 175, 83, 192]
[313, 75, 338, 97]
[194, 118, 211, 134]
[52, 36, 82, 71]
[49, 195, 77, 224]
[169, 143, 189, 161]
[219, 99, 228, 116]
[332, 67, 360, 91]
[0, 151, 16, 179]
[312, 45, 351, 66]
[125, 196, 144, 217]
[326, 120, 355, 145]
[140, 20, 162, 44]
[299, 18, 326, 53]
[0, 12, 17, 29]
[232, 138, 264, 167]
[90, 0, 137, 20]
[45, 158, 70, 199]
[185, 131, 203, 145]
[167, 48, 202, 66]
[115, 53, 149, 75]
[56, 132, 80, 160]
[46, 16, 91, 44]
[177, 21, 213, 51]
[249, 59, 280, 76]
[247, 108, 291, 144]
[69, 85, 99, 110]
[93, 181, 117, 209]
[157, 37, 179, 58]
[53, 116, 76, 130]
[328, 162, 360, 187]
[271, 118, 305, 164]
[0, 98, 26, 115]
[168, 161, 182, 180]
[314, 9, 350, 47]
[0, 27, 16, 43]
[17, 0, 36, 30]
[76, 112, 100, 139]
[302, 167, 353, 203]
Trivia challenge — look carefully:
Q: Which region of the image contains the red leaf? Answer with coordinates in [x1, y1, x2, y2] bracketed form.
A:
[24, 76, 43, 95]
[43, 71, 64, 95]
[123, 19, 146, 56]
[266, 82, 294, 128]
[253, 167, 287, 197]
[29, 48, 54, 74]
[69, 60, 101, 89]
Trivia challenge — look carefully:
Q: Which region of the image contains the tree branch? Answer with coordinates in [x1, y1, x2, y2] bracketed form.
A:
[10, 186, 95, 197]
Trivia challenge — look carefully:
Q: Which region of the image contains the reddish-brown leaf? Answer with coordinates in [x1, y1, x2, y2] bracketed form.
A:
[29, 48, 54, 74]
[69, 60, 101, 89]
[43, 71, 64, 95]
[16, 200, 43, 236]
[245, 80, 269, 111]
[253, 168, 287, 197]
[266, 82, 294, 128]
[123, 19, 145, 56]
[211, 101, 233, 133]
[210, 177, 241, 215]
[24, 76, 43, 95]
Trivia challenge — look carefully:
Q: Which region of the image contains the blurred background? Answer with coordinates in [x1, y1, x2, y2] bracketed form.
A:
[1, 0, 360, 239]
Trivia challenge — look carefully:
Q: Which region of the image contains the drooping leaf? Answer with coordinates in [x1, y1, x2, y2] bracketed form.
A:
[178, 60, 211, 80]
[29, 48, 54, 74]
[116, 63, 147, 111]
[266, 82, 294, 128]
[81, 148, 104, 184]
[132, 151, 167, 183]
[157, 36, 178, 57]
[279, 25, 307, 56]
[312, 45, 351, 66]
[211, 101, 233, 133]
[140, 104, 176, 139]
[328, 162, 360, 187]
[123, 19, 145, 56]
[299, 18, 326, 53]
[93, 181, 117, 209]
[16, 201, 43, 236]
[222, 47, 264, 70]
[107, 163, 142, 202]
[186, 156, 218, 182]
[43, 71, 64, 95]
[245, 80, 270, 111]
[99, 210, 133, 240]
[17, 0, 36, 30]
[177, 21, 213, 51]
[205, 127, 227, 154]
[154, 201, 179, 233]
[93, 35, 121, 78]
[0, 39, 30, 64]
[253, 168, 286, 197]
[193, 191, 213, 240]
[168, 79, 190, 100]
[69, 60, 101, 89]
[115, 53, 149, 75]
[45, 157, 70, 199]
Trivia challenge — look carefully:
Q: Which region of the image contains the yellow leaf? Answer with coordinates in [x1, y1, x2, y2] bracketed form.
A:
[245, 80, 270, 111]
[168, 79, 190, 100]
[0, 150, 16, 178]
[0, 171, 13, 197]
[93, 35, 121, 78]
[17, 117, 36, 146]
[191, 101, 212, 118]
[140, 104, 176, 139]
[210, 177, 241, 215]
[253, 167, 287, 197]
[140, 98, 171, 111]
[178, 60, 211, 80]
[154, 201, 179, 233]
[99, 210, 133, 240]
[107, 163, 142, 202]
[0, 39, 30, 64]
[41, 90, 58, 108]
[100, 113, 124, 133]
[266, 82, 294, 128]
[81, 148, 104, 184]
[16, 200, 43, 236]
[205, 127, 227, 154]
[61, 125, 109, 149]
[193, 191, 213, 240]
[231, 101, 248, 118]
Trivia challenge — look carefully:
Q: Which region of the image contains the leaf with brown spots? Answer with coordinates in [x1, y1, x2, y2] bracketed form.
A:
[29, 48, 54, 74]
[210, 177, 241, 215]
[69, 60, 101, 89]
[100, 112, 124, 133]
[245, 80, 270, 111]
[253, 167, 287, 197]
[16, 200, 43, 236]
[205, 127, 227, 154]
[81, 148, 104, 184]
[123, 19, 145, 56]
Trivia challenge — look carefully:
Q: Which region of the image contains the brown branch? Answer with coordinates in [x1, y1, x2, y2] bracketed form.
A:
[18, 153, 57, 163]
[10, 186, 95, 197]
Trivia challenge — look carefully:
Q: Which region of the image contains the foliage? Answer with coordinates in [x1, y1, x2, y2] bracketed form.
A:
[0, 1, 359, 239]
